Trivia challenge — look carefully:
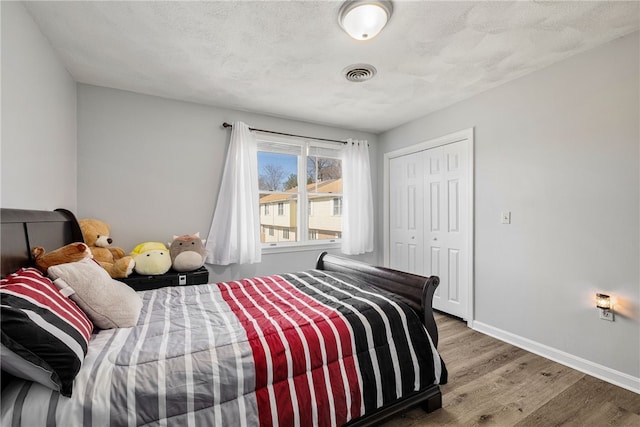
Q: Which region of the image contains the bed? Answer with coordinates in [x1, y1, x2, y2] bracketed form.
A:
[1, 208, 447, 426]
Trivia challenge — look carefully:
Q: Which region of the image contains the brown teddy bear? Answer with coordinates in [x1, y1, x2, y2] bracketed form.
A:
[78, 218, 135, 278]
[31, 242, 92, 274]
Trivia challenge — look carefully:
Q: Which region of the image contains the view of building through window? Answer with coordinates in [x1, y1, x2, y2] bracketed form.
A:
[258, 144, 342, 245]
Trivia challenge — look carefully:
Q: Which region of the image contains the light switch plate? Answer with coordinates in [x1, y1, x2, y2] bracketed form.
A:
[501, 211, 511, 224]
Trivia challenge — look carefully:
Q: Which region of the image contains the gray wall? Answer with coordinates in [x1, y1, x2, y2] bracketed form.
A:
[378, 32, 639, 385]
[77, 84, 378, 281]
[1, 1, 77, 211]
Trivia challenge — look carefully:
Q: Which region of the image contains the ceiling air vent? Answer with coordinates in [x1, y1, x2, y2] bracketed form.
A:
[343, 64, 377, 82]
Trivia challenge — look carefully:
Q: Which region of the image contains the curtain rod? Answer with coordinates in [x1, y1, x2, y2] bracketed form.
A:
[222, 122, 348, 144]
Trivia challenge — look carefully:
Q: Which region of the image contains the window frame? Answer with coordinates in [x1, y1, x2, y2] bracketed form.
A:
[257, 134, 343, 253]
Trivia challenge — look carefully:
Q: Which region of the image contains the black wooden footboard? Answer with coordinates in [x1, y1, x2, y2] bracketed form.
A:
[315, 251, 444, 426]
[316, 251, 440, 347]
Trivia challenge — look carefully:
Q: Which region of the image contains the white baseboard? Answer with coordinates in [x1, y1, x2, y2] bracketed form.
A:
[470, 320, 640, 395]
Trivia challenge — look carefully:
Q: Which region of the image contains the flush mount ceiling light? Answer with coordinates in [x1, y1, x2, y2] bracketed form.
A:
[338, 0, 393, 41]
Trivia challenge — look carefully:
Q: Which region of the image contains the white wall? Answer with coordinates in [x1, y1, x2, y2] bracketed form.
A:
[77, 84, 378, 281]
[1, 2, 77, 211]
[378, 32, 640, 391]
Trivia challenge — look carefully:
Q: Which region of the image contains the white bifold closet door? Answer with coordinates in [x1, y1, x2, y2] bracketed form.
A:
[389, 152, 425, 274]
[389, 141, 470, 319]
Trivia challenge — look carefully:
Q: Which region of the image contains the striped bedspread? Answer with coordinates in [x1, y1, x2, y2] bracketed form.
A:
[1, 270, 447, 427]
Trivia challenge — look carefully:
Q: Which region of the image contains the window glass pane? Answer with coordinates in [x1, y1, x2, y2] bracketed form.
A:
[308, 194, 342, 240]
[307, 156, 342, 241]
[259, 192, 298, 243]
[258, 151, 298, 191]
[307, 157, 342, 193]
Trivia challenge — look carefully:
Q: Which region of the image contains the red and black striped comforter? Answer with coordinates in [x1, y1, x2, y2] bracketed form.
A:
[1, 270, 447, 427]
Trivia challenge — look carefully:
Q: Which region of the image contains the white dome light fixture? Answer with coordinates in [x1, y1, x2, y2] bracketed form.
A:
[338, 1, 393, 41]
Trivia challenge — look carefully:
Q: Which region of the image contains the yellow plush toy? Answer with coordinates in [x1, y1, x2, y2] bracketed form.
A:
[79, 218, 135, 279]
[130, 242, 172, 275]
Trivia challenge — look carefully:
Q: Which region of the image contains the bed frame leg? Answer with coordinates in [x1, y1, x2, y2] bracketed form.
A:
[421, 390, 442, 413]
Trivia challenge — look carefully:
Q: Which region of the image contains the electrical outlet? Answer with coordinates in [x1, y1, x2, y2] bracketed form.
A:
[599, 309, 614, 322]
[501, 211, 511, 224]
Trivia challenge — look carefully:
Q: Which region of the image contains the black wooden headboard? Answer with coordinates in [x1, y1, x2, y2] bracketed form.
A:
[0, 208, 84, 390]
[0, 208, 84, 278]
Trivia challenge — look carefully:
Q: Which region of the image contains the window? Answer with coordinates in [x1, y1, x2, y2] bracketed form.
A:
[264, 204, 270, 215]
[258, 135, 342, 248]
[332, 197, 342, 216]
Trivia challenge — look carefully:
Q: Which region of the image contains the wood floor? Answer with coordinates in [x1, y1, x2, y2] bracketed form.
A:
[382, 312, 640, 427]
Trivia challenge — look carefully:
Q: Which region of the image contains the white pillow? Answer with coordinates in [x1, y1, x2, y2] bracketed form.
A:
[48, 258, 142, 329]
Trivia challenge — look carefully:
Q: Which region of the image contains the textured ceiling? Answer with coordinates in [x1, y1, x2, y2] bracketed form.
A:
[24, 1, 640, 133]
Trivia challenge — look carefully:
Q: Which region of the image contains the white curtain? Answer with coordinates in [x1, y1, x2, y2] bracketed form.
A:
[206, 121, 261, 265]
[341, 139, 374, 255]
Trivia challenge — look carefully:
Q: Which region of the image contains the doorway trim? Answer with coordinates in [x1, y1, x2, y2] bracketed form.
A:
[383, 128, 475, 323]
